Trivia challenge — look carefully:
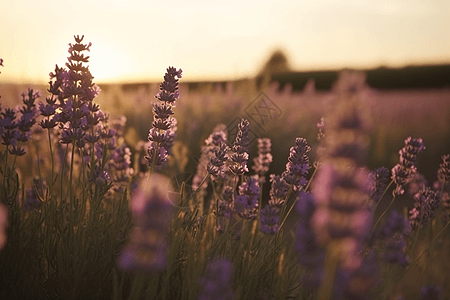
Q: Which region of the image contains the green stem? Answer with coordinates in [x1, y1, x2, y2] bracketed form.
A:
[317, 242, 340, 300]
[69, 142, 76, 232]
[372, 179, 394, 215]
[47, 128, 55, 188]
[305, 165, 319, 192]
[60, 144, 69, 205]
[371, 195, 396, 234]
[249, 218, 301, 279]
[392, 220, 450, 286]
[2, 147, 9, 195]
[10, 141, 21, 174]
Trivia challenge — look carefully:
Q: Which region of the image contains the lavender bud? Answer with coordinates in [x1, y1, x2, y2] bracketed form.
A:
[409, 187, 440, 229]
[392, 137, 426, 196]
[268, 174, 289, 208]
[252, 138, 273, 182]
[229, 119, 250, 175]
[208, 143, 229, 181]
[281, 137, 311, 191]
[437, 154, 450, 184]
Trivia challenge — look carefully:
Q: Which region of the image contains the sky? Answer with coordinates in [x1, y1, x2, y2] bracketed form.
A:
[0, 0, 449, 84]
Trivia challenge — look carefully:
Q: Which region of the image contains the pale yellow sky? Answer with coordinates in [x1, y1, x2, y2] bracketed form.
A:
[0, 0, 449, 83]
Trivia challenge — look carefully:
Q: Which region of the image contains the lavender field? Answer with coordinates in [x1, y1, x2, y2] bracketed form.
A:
[1, 36, 450, 300]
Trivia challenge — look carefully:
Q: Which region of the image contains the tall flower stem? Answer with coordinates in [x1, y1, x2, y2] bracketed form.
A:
[47, 129, 55, 188]
[2, 148, 9, 189]
[317, 241, 340, 300]
[371, 179, 394, 215]
[278, 166, 318, 234]
[69, 142, 76, 226]
[277, 187, 294, 234]
[391, 220, 450, 287]
[371, 194, 396, 234]
[10, 141, 22, 174]
[149, 145, 159, 176]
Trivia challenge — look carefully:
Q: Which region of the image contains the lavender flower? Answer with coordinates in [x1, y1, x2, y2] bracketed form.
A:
[0, 108, 18, 132]
[281, 137, 311, 191]
[0, 89, 40, 156]
[23, 178, 47, 212]
[118, 174, 173, 271]
[437, 154, 450, 184]
[369, 167, 390, 203]
[392, 137, 426, 196]
[311, 71, 373, 277]
[208, 143, 229, 181]
[89, 165, 111, 187]
[268, 174, 289, 208]
[317, 117, 325, 142]
[295, 191, 325, 288]
[222, 186, 234, 203]
[345, 251, 379, 299]
[252, 138, 273, 183]
[234, 175, 259, 219]
[192, 124, 228, 190]
[216, 199, 233, 233]
[383, 234, 408, 266]
[407, 172, 427, 196]
[367, 210, 411, 266]
[49, 36, 101, 146]
[145, 67, 182, 171]
[421, 285, 443, 300]
[109, 143, 134, 192]
[228, 119, 250, 175]
[409, 187, 440, 229]
[17, 89, 40, 134]
[260, 205, 279, 234]
[198, 258, 234, 300]
[316, 117, 326, 158]
[379, 210, 410, 238]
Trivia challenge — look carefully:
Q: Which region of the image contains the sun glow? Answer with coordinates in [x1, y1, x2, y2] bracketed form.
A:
[88, 37, 140, 83]
[0, 0, 450, 83]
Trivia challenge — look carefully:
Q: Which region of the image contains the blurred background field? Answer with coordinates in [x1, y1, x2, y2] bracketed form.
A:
[1, 62, 449, 189]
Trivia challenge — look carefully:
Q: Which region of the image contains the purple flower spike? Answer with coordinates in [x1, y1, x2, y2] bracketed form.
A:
[208, 143, 229, 181]
[409, 187, 440, 229]
[260, 205, 279, 234]
[268, 174, 289, 208]
[118, 174, 173, 272]
[392, 137, 426, 196]
[369, 167, 390, 202]
[438, 154, 450, 184]
[252, 138, 273, 183]
[421, 285, 443, 300]
[234, 176, 259, 220]
[146, 67, 182, 171]
[199, 258, 234, 300]
[281, 137, 311, 191]
[229, 119, 250, 175]
[310, 72, 374, 278]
